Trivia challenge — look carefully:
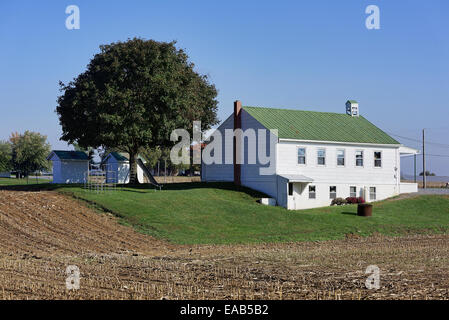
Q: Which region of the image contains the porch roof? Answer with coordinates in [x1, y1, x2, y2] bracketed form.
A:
[399, 146, 420, 156]
[278, 174, 314, 183]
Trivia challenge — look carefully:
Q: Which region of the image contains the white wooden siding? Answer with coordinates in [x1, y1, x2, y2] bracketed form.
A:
[275, 141, 403, 209]
[53, 160, 88, 183]
[240, 109, 278, 198]
[201, 115, 234, 182]
[400, 182, 418, 193]
[289, 182, 396, 209]
[276, 141, 399, 187]
[105, 157, 145, 183]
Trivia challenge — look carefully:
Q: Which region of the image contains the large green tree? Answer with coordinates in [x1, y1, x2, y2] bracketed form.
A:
[140, 146, 163, 170]
[10, 131, 51, 178]
[56, 38, 218, 183]
[0, 140, 12, 172]
[73, 142, 95, 164]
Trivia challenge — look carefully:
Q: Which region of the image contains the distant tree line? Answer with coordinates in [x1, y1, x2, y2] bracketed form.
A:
[419, 171, 436, 176]
[0, 131, 51, 178]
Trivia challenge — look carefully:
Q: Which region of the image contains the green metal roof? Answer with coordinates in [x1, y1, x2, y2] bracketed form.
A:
[109, 152, 129, 162]
[50, 150, 89, 160]
[242, 106, 400, 145]
[346, 100, 358, 104]
[107, 152, 146, 162]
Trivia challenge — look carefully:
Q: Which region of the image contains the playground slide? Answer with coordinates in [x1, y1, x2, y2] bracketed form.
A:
[137, 158, 162, 189]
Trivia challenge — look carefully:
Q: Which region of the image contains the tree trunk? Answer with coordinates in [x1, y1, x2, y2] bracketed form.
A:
[129, 151, 139, 184]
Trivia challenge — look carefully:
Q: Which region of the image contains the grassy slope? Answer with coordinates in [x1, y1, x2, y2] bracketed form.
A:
[2, 178, 448, 244]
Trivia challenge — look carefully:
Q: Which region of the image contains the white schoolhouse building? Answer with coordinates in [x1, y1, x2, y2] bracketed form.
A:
[201, 100, 418, 210]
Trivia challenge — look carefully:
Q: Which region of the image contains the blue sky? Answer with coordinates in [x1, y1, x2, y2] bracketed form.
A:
[0, 0, 448, 175]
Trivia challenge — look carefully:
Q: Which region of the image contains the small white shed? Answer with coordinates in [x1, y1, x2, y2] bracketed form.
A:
[47, 150, 89, 184]
[103, 152, 147, 184]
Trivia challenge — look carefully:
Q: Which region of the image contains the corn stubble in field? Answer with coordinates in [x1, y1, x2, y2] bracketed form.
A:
[0, 190, 448, 300]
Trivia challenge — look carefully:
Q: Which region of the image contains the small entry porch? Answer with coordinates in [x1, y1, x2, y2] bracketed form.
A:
[278, 174, 314, 210]
[399, 146, 420, 193]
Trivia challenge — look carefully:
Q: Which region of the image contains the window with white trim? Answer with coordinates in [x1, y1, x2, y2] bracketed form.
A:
[288, 183, 293, 196]
[350, 186, 357, 197]
[329, 186, 337, 199]
[298, 148, 306, 165]
[355, 150, 364, 167]
[374, 151, 382, 167]
[317, 148, 326, 165]
[337, 149, 345, 166]
[309, 185, 316, 199]
[370, 187, 377, 200]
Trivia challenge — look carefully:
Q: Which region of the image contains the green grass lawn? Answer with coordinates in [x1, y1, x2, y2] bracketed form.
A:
[2, 178, 448, 244]
[0, 177, 51, 185]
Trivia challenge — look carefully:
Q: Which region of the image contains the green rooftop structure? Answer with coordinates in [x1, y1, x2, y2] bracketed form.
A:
[48, 150, 89, 160]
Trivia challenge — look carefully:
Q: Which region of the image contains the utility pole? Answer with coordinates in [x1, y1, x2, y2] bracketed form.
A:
[422, 129, 426, 189]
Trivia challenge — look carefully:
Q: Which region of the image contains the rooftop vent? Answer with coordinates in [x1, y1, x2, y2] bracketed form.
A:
[346, 100, 359, 117]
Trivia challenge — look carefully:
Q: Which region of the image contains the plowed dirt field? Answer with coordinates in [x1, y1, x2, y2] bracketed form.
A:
[0, 190, 448, 299]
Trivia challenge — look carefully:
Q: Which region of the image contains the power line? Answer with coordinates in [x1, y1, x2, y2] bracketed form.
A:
[387, 132, 422, 143]
[387, 132, 449, 148]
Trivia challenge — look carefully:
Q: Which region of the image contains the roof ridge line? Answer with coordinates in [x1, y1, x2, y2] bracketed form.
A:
[243, 105, 353, 116]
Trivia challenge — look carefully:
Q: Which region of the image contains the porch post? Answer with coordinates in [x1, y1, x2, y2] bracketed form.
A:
[414, 154, 416, 183]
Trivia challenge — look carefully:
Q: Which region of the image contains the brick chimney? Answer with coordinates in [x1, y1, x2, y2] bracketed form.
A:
[233, 100, 242, 185]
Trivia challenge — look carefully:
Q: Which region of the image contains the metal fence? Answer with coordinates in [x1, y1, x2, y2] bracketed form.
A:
[83, 164, 117, 193]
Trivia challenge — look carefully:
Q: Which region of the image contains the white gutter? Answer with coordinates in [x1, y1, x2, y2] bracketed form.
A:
[278, 138, 402, 148]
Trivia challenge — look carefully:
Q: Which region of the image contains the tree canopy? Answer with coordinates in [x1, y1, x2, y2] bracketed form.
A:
[56, 38, 218, 183]
[9, 131, 51, 177]
[73, 142, 95, 164]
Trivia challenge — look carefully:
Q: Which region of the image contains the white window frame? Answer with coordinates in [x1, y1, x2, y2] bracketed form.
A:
[317, 148, 326, 166]
[337, 149, 345, 167]
[355, 150, 364, 167]
[374, 151, 382, 168]
[297, 147, 306, 166]
[309, 185, 316, 199]
[350, 186, 357, 198]
[370, 187, 377, 200]
[329, 186, 337, 199]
